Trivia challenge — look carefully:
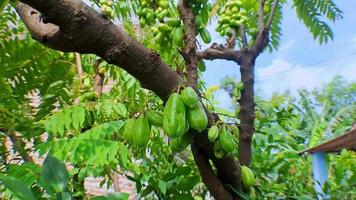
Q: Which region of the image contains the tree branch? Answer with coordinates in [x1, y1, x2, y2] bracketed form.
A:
[191, 143, 236, 200]
[239, 25, 248, 47]
[75, 53, 83, 87]
[258, 0, 265, 31]
[93, 59, 104, 96]
[226, 29, 237, 48]
[266, 0, 279, 30]
[16, 0, 243, 197]
[17, 0, 180, 101]
[178, 0, 198, 88]
[8, 131, 34, 163]
[16, 2, 74, 52]
[198, 45, 243, 62]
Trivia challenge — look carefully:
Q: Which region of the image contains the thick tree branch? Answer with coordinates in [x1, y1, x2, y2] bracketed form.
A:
[16, 2, 74, 52]
[237, 56, 256, 166]
[193, 132, 241, 189]
[191, 143, 235, 200]
[17, 0, 180, 100]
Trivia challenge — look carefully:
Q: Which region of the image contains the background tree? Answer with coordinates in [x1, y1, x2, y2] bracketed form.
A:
[0, 0, 348, 199]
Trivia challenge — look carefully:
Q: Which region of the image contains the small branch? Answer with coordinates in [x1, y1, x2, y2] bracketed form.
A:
[8, 131, 34, 163]
[239, 25, 248, 47]
[198, 44, 243, 62]
[266, 0, 279, 30]
[109, 172, 121, 192]
[93, 59, 104, 96]
[258, 0, 265, 31]
[75, 53, 83, 87]
[226, 29, 237, 48]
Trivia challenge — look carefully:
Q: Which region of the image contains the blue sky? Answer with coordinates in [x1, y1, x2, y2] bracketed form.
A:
[201, 0, 356, 108]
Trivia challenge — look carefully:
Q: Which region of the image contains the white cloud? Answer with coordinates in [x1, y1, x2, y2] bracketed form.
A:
[352, 36, 356, 43]
[257, 59, 296, 77]
[255, 57, 356, 97]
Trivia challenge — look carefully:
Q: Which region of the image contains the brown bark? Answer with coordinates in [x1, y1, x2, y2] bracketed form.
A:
[237, 56, 256, 166]
[191, 143, 234, 200]
[178, 0, 198, 88]
[178, 1, 241, 198]
[17, 0, 180, 101]
[15, 0, 247, 198]
[93, 59, 104, 96]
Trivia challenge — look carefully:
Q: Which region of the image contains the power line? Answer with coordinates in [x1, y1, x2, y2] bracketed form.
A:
[256, 50, 356, 81]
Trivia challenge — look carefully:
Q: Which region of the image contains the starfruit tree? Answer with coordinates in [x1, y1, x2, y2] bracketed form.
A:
[5, 0, 344, 199]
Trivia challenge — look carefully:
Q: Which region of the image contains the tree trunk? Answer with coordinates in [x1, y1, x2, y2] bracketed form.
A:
[238, 56, 256, 166]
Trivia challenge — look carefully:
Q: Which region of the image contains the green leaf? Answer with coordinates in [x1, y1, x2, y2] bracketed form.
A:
[42, 155, 69, 193]
[0, 173, 35, 200]
[290, 196, 315, 200]
[113, 103, 127, 117]
[57, 192, 72, 200]
[91, 192, 129, 200]
[158, 180, 167, 195]
[177, 175, 200, 191]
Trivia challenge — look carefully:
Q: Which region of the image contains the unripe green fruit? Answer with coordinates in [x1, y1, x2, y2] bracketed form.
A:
[248, 187, 257, 200]
[241, 165, 256, 188]
[172, 28, 184, 47]
[83, 77, 91, 88]
[132, 115, 151, 147]
[187, 102, 208, 132]
[167, 19, 181, 27]
[195, 15, 203, 28]
[146, 12, 155, 24]
[219, 127, 235, 153]
[158, 0, 169, 9]
[146, 110, 163, 126]
[181, 87, 200, 108]
[122, 118, 135, 143]
[208, 125, 219, 142]
[139, 18, 146, 27]
[157, 23, 172, 33]
[200, 28, 212, 44]
[163, 93, 187, 137]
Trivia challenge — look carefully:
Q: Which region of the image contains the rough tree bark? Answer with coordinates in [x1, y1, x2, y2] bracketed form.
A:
[198, 0, 279, 167]
[15, 0, 244, 199]
[178, 1, 240, 199]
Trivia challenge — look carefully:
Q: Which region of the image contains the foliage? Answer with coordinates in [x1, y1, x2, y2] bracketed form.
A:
[0, 0, 350, 199]
[221, 75, 356, 199]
